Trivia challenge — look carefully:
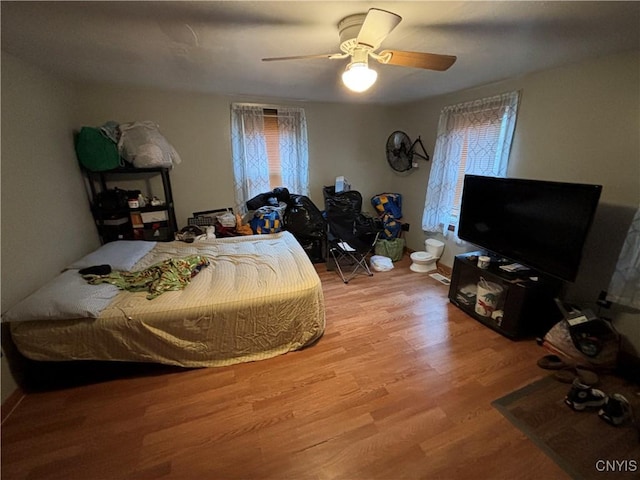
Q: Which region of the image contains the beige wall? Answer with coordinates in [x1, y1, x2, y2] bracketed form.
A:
[388, 51, 639, 275]
[72, 87, 397, 225]
[1, 53, 100, 402]
[388, 50, 639, 354]
[2, 50, 638, 401]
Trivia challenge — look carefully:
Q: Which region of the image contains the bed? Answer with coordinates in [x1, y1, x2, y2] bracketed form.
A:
[4, 231, 325, 368]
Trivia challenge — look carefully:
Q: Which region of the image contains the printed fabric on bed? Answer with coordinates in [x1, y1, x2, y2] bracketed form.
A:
[83, 255, 209, 299]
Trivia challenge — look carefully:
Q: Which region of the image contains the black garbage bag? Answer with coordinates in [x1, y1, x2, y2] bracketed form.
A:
[323, 187, 381, 250]
[246, 192, 278, 211]
[354, 213, 382, 237]
[246, 187, 292, 211]
[323, 186, 363, 213]
[273, 187, 291, 204]
[284, 195, 326, 239]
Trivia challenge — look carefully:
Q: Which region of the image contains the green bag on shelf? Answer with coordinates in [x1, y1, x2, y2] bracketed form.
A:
[75, 127, 122, 171]
[375, 238, 405, 262]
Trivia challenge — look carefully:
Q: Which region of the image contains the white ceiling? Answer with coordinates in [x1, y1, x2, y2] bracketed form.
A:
[2, 1, 639, 105]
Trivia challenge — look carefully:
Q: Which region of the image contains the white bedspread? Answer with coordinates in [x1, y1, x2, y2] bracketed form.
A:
[10, 232, 325, 367]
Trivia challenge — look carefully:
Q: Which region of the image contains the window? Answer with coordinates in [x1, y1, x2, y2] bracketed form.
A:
[263, 109, 283, 189]
[422, 91, 520, 235]
[230, 104, 309, 213]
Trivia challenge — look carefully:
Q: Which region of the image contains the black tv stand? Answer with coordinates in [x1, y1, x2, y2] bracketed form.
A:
[448, 251, 564, 339]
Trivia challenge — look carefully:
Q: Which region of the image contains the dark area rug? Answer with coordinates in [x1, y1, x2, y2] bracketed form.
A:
[493, 375, 640, 480]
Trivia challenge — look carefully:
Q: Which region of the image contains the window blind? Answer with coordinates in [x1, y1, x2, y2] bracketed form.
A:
[263, 108, 282, 189]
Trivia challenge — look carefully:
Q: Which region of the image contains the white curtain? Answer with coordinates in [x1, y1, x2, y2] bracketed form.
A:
[231, 104, 270, 214]
[422, 91, 520, 235]
[607, 206, 640, 309]
[230, 104, 309, 214]
[277, 106, 309, 196]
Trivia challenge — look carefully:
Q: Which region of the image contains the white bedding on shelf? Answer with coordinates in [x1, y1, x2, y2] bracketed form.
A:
[8, 232, 325, 367]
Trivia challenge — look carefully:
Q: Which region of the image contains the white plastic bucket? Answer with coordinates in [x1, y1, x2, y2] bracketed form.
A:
[475, 277, 504, 317]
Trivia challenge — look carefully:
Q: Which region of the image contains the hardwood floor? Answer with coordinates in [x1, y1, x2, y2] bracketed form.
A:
[1, 254, 570, 480]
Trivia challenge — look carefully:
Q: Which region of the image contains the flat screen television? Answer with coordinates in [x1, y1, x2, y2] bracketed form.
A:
[458, 175, 602, 282]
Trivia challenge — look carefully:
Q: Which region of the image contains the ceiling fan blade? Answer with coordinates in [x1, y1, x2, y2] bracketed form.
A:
[356, 8, 402, 50]
[262, 53, 344, 62]
[379, 50, 457, 71]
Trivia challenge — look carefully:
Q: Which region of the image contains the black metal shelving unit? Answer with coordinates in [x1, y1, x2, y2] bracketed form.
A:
[83, 167, 178, 243]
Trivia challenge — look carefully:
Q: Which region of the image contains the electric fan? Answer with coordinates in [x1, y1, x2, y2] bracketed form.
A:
[385, 131, 429, 172]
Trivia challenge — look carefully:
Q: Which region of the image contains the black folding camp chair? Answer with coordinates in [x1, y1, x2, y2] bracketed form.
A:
[324, 188, 381, 283]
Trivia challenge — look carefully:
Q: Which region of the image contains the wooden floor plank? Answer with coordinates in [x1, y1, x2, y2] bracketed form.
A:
[1, 254, 571, 479]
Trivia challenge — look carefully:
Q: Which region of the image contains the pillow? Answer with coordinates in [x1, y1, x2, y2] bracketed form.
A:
[2, 270, 120, 323]
[68, 240, 156, 271]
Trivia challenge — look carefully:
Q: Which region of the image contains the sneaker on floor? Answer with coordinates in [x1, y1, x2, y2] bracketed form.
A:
[599, 394, 632, 426]
[564, 379, 607, 411]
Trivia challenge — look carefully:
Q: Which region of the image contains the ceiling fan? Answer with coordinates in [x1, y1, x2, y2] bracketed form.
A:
[262, 8, 456, 93]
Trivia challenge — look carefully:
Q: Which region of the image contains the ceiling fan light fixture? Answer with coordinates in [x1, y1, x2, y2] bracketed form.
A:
[342, 62, 377, 92]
